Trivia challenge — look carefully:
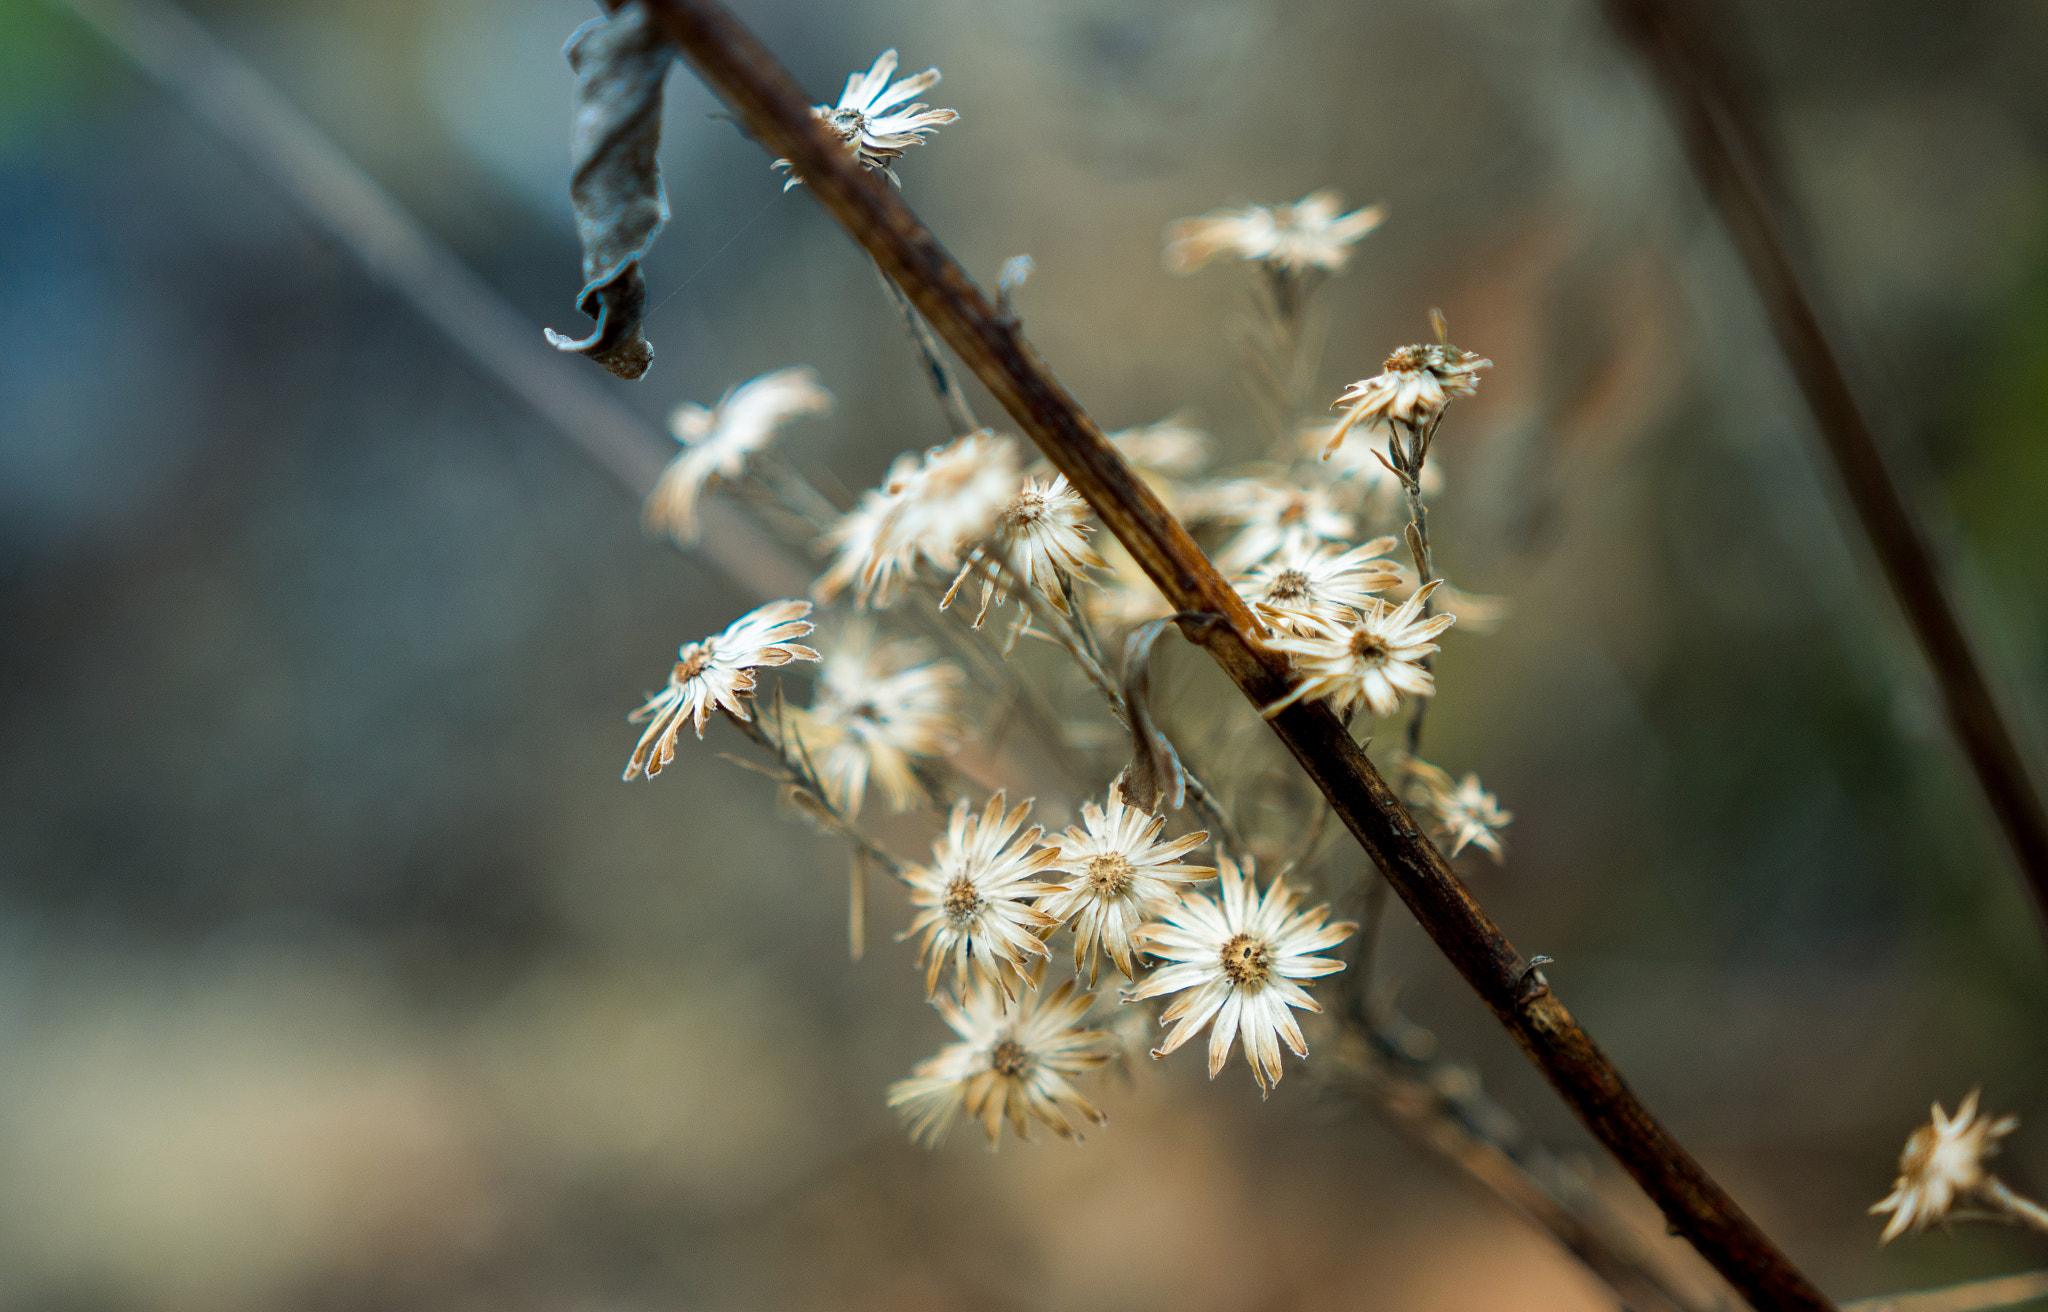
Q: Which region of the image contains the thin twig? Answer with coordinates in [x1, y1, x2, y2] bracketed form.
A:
[1841, 1269, 2048, 1312]
[876, 263, 981, 438]
[643, 6, 1832, 1306]
[1602, 0, 2048, 936]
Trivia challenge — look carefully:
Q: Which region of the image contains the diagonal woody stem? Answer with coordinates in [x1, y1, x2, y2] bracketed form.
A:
[633, 3, 1832, 1307]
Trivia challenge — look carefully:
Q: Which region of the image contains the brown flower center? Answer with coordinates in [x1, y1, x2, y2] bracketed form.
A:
[1383, 344, 1426, 374]
[1267, 569, 1311, 602]
[675, 646, 711, 682]
[1278, 498, 1307, 525]
[1220, 932, 1273, 986]
[1348, 630, 1390, 665]
[1001, 493, 1047, 531]
[942, 875, 983, 923]
[825, 107, 867, 142]
[989, 1038, 1031, 1078]
[1084, 852, 1135, 899]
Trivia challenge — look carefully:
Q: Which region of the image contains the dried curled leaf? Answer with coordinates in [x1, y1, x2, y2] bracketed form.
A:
[543, 2, 674, 380]
[1117, 618, 1187, 813]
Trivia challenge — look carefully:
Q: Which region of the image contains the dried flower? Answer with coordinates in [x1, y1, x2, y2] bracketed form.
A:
[1325, 335, 1492, 457]
[1164, 189, 1386, 276]
[816, 431, 1022, 607]
[887, 977, 1113, 1146]
[1299, 420, 1443, 519]
[904, 791, 1063, 998]
[643, 367, 833, 544]
[796, 623, 966, 817]
[1037, 794, 1214, 983]
[1128, 855, 1354, 1092]
[1405, 758, 1512, 861]
[1237, 537, 1401, 633]
[1201, 478, 1355, 573]
[623, 600, 821, 780]
[773, 49, 958, 188]
[956, 474, 1104, 622]
[1263, 582, 1455, 720]
[1109, 415, 1214, 479]
[1871, 1091, 2022, 1242]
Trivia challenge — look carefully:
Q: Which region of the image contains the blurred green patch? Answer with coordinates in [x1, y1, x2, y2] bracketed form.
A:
[0, 1, 112, 155]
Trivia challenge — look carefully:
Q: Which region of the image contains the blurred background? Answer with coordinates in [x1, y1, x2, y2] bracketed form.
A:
[5, 0, 2048, 1307]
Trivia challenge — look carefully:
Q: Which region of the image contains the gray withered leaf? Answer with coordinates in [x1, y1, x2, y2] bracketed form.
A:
[1117, 618, 1187, 813]
[543, 2, 674, 380]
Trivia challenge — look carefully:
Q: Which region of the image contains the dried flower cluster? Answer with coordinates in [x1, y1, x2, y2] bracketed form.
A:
[1869, 1091, 2047, 1242]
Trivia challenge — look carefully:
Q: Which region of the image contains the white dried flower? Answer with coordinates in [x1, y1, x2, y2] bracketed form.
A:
[1236, 537, 1401, 633]
[1128, 855, 1354, 1092]
[955, 474, 1104, 623]
[1203, 478, 1355, 573]
[1405, 758, 1512, 861]
[1299, 420, 1444, 519]
[796, 623, 966, 817]
[643, 367, 833, 544]
[1325, 338, 1492, 456]
[1164, 189, 1386, 276]
[774, 49, 958, 188]
[887, 977, 1113, 1146]
[904, 791, 1063, 999]
[623, 600, 820, 780]
[1109, 415, 1214, 479]
[1263, 581, 1455, 720]
[816, 431, 1022, 607]
[1036, 795, 1213, 984]
[1871, 1091, 2021, 1242]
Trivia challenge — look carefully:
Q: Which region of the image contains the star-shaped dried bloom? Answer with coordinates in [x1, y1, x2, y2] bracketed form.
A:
[888, 977, 1113, 1146]
[1872, 1091, 2021, 1242]
[1236, 537, 1401, 634]
[1201, 478, 1355, 573]
[816, 431, 1022, 607]
[798, 623, 966, 817]
[1036, 795, 1213, 983]
[904, 791, 1063, 999]
[644, 367, 833, 544]
[1164, 189, 1386, 276]
[623, 600, 820, 780]
[1325, 336, 1492, 456]
[954, 474, 1104, 623]
[1128, 855, 1354, 1092]
[1263, 581, 1455, 720]
[1404, 757, 1512, 861]
[774, 49, 958, 188]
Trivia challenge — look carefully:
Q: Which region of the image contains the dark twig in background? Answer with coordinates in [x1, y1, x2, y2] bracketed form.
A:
[637, 2, 1833, 1306]
[1603, 0, 2048, 936]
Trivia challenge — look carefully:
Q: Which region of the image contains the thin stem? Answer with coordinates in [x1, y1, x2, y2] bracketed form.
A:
[649, 8, 1834, 1304]
[1603, 0, 2048, 937]
[720, 704, 912, 882]
[876, 262, 980, 438]
[1842, 1269, 2048, 1312]
[1983, 1178, 2048, 1235]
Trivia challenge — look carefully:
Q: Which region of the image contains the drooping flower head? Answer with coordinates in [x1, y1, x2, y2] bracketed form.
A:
[1262, 581, 1455, 721]
[1128, 855, 1354, 1093]
[816, 431, 1023, 607]
[1036, 794, 1213, 983]
[904, 791, 1063, 999]
[1871, 1091, 2021, 1242]
[643, 366, 833, 544]
[1164, 189, 1386, 277]
[774, 49, 958, 188]
[887, 978, 1113, 1146]
[1404, 757, 1513, 861]
[623, 600, 820, 780]
[1236, 537, 1401, 634]
[1325, 318, 1491, 458]
[794, 622, 966, 817]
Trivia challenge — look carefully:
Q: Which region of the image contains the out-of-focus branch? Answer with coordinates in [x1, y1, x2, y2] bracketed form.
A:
[53, 0, 808, 605]
[639, 3, 1832, 1307]
[1602, 0, 2048, 935]
[1842, 1270, 2048, 1312]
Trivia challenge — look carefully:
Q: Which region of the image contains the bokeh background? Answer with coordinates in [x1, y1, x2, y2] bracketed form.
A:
[5, 0, 2048, 1308]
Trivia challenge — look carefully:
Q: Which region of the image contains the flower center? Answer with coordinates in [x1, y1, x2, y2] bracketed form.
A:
[1267, 569, 1311, 602]
[1083, 852, 1135, 899]
[675, 646, 711, 682]
[1278, 499, 1307, 525]
[825, 107, 867, 142]
[942, 875, 983, 923]
[1219, 932, 1272, 986]
[1348, 630, 1390, 666]
[1383, 345, 1425, 374]
[989, 1038, 1031, 1078]
[1001, 493, 1047, 531]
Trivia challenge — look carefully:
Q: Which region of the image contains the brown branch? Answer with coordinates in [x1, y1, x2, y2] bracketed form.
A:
[1601, 0, 2048, 933]
[637, 3, 1831, 1308]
